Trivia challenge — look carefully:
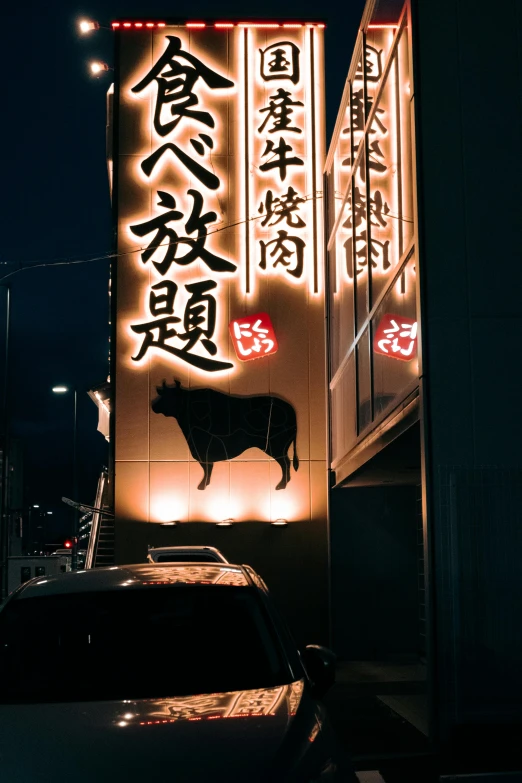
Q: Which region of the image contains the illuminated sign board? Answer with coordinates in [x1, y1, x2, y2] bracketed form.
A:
[326, 14, 417, 475]
[373, 314, 417, 361]
[113, 21, 326, 525]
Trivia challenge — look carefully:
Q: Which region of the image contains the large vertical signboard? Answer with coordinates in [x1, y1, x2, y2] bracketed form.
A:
[325, 13, 416, 475]
[113, 21, 326, 531]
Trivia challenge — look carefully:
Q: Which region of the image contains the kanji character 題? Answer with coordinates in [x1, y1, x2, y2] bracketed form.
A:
[131, 279, 233, 372]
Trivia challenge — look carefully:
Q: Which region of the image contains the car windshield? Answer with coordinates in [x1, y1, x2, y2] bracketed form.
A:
[154, 554, 219, 563]
[0, 586, 294, 703]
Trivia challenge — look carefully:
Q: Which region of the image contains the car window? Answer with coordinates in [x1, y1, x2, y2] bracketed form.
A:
[0, 586, 294, 703]
[155, 553, 218, 563]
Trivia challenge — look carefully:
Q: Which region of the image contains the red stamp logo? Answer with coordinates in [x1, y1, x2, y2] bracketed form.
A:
[373, 314, 418, 361]
[229, 312, 278, 361]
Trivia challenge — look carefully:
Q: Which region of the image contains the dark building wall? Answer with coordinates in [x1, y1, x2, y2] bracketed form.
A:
[330, 485, 419, 660]
[414, 0, 522, 740]
[115, 518, 329, 649]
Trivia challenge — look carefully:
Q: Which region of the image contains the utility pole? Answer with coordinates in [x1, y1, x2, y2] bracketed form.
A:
[0, 286, 11, 601]
[72, 388, 78, 570]
[52, 385, 79, 569]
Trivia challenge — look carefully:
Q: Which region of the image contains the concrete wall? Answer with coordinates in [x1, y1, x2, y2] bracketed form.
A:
[414, 0, 522, 740]
[330, 485, 419, 660]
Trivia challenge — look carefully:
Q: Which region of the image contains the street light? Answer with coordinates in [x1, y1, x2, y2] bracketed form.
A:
[89, 61, 111, 75]
[79, 19, 100, 34]
[52, 385, 78, 570]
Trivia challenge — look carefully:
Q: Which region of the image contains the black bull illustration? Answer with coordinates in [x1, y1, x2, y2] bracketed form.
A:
[151, 380, 299, 490]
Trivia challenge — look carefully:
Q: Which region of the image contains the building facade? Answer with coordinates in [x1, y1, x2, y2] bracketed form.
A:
[107, 1, 522, 759]
[325, 0, 522, 757]
[109, 19, 329, 644]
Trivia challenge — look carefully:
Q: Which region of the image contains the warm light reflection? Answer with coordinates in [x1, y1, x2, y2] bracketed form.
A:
[150, 494, 186, 524]
[270, 492, 302, 523]
[114, 680, 304, 727]
[131, 564, 248, 585]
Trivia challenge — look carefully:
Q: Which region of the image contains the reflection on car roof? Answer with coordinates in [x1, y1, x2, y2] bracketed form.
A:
[126, 564, 248, 586]
[15, 563, 249, 598]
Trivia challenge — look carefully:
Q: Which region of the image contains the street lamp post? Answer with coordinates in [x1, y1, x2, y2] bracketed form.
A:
[0, 285, 10, 600]
[52, 386, 78, 570]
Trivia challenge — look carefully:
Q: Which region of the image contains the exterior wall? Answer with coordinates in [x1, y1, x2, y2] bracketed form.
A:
[115, 518, 329, 646]
[326, 0, 522, 750]
[413, 0, 522, 742]
[330, 485, 419, 660]
[111, 22, 329, 643]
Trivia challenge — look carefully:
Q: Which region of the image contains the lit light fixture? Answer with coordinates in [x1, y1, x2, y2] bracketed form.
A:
[271, 519, 288, 527]
[47, 511, 53, 515]
[90, 61, 110, 75]
[160, 521, 178, 527]
[79, 19, 100, 34]
[33, 504, 40, 508]
[216, 519, 234, 527]
[52, 385, 68, 393]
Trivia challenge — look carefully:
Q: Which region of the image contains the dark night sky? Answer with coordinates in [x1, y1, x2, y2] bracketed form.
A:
[1, 0, 365, 540]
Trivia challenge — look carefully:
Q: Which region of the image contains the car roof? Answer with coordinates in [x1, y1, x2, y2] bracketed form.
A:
[147, 546, 223, 553]
[11, 563, 253, 600]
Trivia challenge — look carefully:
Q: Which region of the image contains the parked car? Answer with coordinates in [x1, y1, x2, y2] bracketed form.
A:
[0, 563, 355, 782]
[147, 545, 229, 564]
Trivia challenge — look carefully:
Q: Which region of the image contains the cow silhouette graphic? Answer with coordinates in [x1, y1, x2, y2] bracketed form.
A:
[151, 380, 299, 490]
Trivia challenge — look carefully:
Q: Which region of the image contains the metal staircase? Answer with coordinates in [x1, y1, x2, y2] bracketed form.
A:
[84, 471, 115, 568]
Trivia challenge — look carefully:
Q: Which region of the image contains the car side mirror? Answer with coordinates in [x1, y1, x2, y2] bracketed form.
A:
[302, 644, 336, 698]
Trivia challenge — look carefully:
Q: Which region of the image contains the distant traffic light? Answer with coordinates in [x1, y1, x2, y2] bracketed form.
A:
[63, 540, 73, 550]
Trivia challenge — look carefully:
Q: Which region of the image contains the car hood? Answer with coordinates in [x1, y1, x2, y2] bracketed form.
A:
[0, 680, 329, 782]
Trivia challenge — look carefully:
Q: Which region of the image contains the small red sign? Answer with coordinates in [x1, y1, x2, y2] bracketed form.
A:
[229, 312, 278, 361]
[373, 314, 418, 361]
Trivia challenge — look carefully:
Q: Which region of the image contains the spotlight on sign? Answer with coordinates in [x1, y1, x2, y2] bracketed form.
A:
[79, 19, 100, 34]
[216, 519, 234, 527]
[90, 61, 110, 75]
[271, 519, 288, 527]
